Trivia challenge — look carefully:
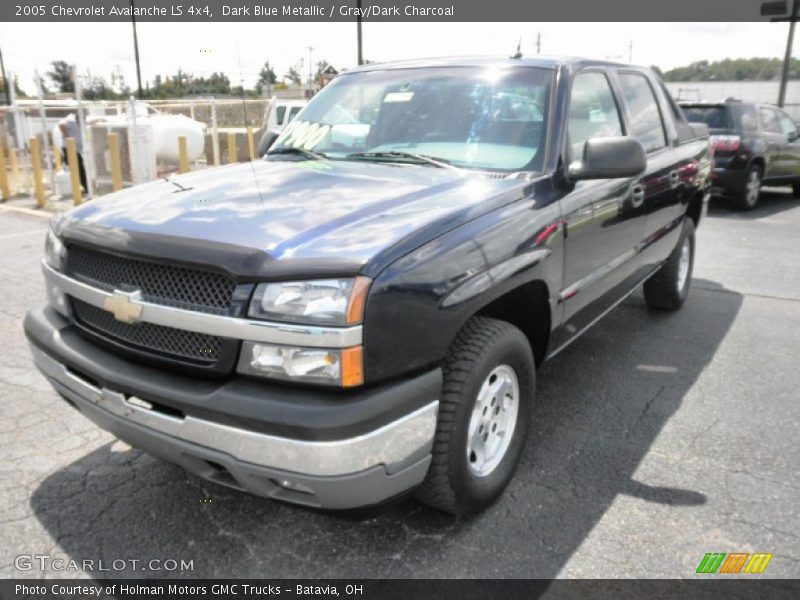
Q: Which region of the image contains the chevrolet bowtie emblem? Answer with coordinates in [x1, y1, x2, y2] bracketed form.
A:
[103, 290, 144, 323]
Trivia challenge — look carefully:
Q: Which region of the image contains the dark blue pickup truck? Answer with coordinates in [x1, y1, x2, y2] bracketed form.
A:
[25, 56, 711, 514]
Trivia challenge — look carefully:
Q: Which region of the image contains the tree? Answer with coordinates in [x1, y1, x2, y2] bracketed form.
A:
[661, 57, 800, 82]
[285, 67, 302, 85]
[47, 60, 74, 93]
[257, 61, 277, 90]
[0, 75, 27, 98]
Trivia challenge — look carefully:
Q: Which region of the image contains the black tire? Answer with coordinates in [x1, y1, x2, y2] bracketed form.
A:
[644, 218, 695, 311]
[792, 182, 800, 198]
[415, 316, 534, 515]
[733, 165, 762, 210]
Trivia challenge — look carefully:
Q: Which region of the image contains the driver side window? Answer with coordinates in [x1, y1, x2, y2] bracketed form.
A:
[568, 72, 623, 159]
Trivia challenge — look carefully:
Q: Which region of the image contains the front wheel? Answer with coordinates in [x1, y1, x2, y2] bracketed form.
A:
[415, 317, 534, 515]
[643, 218, 695, 311]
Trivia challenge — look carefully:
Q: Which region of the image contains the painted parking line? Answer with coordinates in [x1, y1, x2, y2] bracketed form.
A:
[0, 229, 48, 241]
[0, 205, 56, 219]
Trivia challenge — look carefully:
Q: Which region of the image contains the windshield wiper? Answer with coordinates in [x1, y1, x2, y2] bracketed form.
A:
[347, 151, 461, 170]
[267, 147, 327, 160]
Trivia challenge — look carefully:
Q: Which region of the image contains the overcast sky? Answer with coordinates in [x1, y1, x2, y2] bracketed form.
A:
[0, 21, 790, 95]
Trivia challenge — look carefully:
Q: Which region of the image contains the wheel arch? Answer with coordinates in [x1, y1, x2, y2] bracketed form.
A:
[472, 279, 552, 367]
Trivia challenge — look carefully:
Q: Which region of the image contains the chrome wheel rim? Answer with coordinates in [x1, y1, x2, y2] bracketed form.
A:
[677, 237, 691, 292]
[745, 170, 760, 206]
[467, 364, 519, 477]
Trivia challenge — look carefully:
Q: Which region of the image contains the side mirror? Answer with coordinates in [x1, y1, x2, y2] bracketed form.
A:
[788, 130, 799, 143]
[568, 136, 647, 181]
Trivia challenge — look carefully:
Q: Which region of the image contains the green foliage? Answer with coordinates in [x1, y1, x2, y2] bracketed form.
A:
[0, 75, 26, 98]
[662, 58, 800, 82]
[285, 67, 302, 85]
[258, 61, 277, 88]
[148, 70, 233, 98]
[47, 60, 74, 93]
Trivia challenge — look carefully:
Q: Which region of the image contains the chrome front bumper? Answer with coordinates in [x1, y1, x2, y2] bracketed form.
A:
[31, 344, 438, 508]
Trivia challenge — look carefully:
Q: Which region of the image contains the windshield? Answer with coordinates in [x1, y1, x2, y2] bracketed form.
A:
[271, 66, 554, 171]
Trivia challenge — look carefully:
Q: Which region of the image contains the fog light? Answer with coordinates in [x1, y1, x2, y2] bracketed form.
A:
[46, 283, 69, 318]
[237, 342, 363, 387]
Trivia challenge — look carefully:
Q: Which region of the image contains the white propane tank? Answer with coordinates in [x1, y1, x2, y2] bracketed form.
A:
[56, 169, 73, 197]
[149, 114, 205, 162]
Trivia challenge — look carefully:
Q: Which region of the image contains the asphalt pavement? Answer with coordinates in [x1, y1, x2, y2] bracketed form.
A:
[1, 189, 799, 579]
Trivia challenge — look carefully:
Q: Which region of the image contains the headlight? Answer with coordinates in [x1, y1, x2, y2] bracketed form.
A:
[248, 277, 370, 326]
[237, 342, 363, 387]
[44, 229, 66, 271]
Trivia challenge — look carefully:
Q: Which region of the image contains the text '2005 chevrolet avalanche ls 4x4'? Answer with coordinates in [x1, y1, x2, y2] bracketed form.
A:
[25, 57, 711, 515]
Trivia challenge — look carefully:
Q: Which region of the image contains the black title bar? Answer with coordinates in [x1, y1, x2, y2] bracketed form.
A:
[0, 0, 787, 22]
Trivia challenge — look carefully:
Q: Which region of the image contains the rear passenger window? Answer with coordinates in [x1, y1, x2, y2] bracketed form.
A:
[568, 72, 623, 158]
[760, 107, 782, 134]
[737, 105, 758, 132]
[618, 73, 667, 152]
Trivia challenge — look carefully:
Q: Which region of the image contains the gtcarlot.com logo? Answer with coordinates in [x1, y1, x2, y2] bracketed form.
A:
[696, 552, 773, 574]
[15, 554, 194, 573]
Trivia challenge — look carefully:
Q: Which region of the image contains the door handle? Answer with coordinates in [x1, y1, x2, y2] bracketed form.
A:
[669, 170, 681, 187]
[631, 184, 645, 208]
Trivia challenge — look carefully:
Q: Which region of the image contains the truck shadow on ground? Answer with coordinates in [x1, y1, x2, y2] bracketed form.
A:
[30, 278, 741, 578]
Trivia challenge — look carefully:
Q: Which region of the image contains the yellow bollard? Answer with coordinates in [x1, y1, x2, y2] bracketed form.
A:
[0, 143, 10, 201]
[29, 137, 46, 208]
[247, 127, 255, 161]
[7, 136, 19, 192]
[178, 135, 189, 174]
[66, 138, 83, 205]
[227, 132, 237, 164]
[51, 132, 62, 170]
[107, 133, 123, 192]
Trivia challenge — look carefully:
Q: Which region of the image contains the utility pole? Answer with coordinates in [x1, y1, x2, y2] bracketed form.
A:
[536, 31, 541, 55]
[306, 45, 315, 89]
[130, 0, 143, 98]
[628, 40, 633, 63]
[780, 0, 798, 107]
[357, 0, 364, 65]
[0, 47, 10, 105]
[762, 1, 799, 107]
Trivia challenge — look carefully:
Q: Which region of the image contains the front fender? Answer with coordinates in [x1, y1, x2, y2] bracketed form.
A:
[362, 184, 564, 383]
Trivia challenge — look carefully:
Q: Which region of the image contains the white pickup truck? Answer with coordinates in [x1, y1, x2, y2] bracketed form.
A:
[256, 97, 307, 156]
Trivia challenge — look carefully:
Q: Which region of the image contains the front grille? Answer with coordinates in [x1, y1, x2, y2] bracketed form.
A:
[72, 299, 222, 363]
[67, 246, 236, 314]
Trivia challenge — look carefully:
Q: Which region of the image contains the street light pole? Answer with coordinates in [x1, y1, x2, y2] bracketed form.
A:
[130, 0, 144, 99]
[779, 0, 799, 107]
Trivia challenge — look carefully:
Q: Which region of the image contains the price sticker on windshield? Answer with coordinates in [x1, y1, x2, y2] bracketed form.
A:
[383, 92, 414, 103]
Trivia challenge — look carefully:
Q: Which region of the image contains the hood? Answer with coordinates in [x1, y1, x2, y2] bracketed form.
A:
[56, 159, 530, 279]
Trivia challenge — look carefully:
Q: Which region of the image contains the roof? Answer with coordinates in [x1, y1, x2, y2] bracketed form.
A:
[345, 55, 632, 74]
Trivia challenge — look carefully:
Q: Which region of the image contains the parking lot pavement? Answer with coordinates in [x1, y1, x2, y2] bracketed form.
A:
[1, 190, 799, 580]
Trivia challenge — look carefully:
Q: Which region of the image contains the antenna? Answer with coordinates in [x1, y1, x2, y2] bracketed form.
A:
[510, 38, 523, 59]
[236, 43, 265, 204]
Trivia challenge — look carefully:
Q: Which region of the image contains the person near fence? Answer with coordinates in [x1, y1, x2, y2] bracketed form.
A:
[58, 113, 87, 193]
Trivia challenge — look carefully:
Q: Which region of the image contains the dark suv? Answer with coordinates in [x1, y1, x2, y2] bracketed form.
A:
[680, 99, 800, 209]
